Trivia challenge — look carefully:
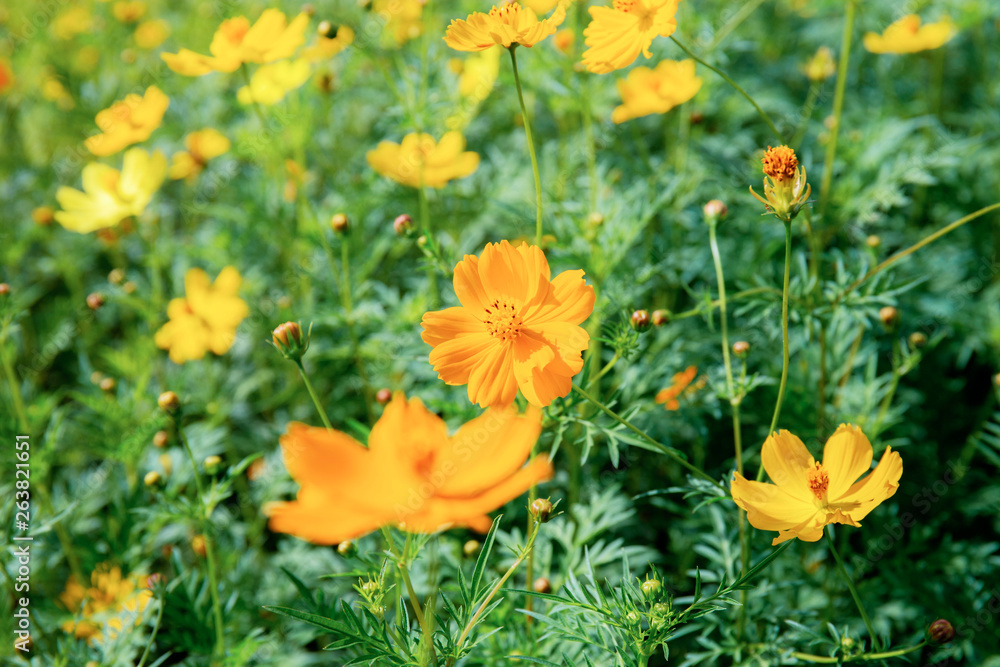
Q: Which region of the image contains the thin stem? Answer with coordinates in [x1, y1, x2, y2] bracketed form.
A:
[818, 0, 856, 222]
[586, 350, 621, 390]
[671, 286, 780, 321]
[382, 527, 435, 665]
[704, 0, 766, 52]
[418, 185, 440, 307]
[339, 234, 375, 424]
[826, 527, 879, 650]
[671, 37, 783, 142]
[870, 337, 902, 437]
[790, 82, 821, 150]
[1, 325, 29, 432]
[455, 520, 541, 655]
[239, 63, 268, 128]
[571, 383, 726, 493]
[508, 46, 544, 245]
[766, 222, 793, 440]
[790, 642, 925, 664]
[136, 598, 165, 667]
[295, 359, 333, 430]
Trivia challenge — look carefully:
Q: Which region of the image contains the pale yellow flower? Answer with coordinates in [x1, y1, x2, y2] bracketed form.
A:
[367, 132, 480, 188]
[169, 129, 231, 181]
[134, 19, 171, 49]
[611, 59, 701, 123]
[237, 59, 311, 106]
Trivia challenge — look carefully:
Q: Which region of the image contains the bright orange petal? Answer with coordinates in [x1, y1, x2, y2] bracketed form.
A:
[467, 344, 519, 408]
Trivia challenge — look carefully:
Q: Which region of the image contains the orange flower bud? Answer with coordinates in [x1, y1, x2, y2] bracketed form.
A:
[330, 212, 349, 233]
[878, 306, 899, 329]
[703, 199, 728, 221]
[32, 206, 54, 225]
[375, 388, 392, 405]
[157, 391, 180, 413]
[927, 619, 955, 644]
[733, 341, 750, 357]
[393, 214, 413, 235]
[0, 283, 9, 297]
[99, 377, 116, 392]
[191, 534, 207, 558]
[462, 540, 480, 558]
[144, 471, 161, 487]
[87, 292, 105, 310]
[631, 309, 651, 331]
[531, 498, 554, 523]
[533, 577, 552, 594]
[272, 321, 309, 361]
[153, 430, 169, 448]
[652, 309, 670, 326]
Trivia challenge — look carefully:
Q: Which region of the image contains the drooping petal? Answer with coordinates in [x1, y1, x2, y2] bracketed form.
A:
[822, 424, 874, 500]
[836, 446, 903, 522]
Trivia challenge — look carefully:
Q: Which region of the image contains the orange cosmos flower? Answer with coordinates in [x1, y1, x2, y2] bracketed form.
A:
[0, 60, 13, 96]
[154, 267, 249, 364]
[84, 85, 169, 157]
[731, 425, 903, 545]
[863, 15, 957, 55]
[421, 241, 595, 409]
[582, 0, 682, 74]
[611, 58, 701, 123]
[60, 565, 153, 642]
[267, 392, 553, 543]
[750, 145, 811, 223]
[169, 129, 231, 182]
[654, 365, 697, 410]
[162, 9, 309, 76]
[444, 2, 566, 52]
[367, 131, 480, 188]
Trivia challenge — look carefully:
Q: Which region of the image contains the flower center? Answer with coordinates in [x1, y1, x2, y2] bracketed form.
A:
[806, 463, 829, 501]
[490, 2, 522, 24]
[483, 299, 523, 342]
[761, 145, 799, 182]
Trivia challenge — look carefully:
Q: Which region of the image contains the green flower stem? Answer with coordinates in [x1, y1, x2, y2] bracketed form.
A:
[826, 527, 879, 650]
[508, 46, 544, 246]
[586, 350, 621, 390]
[704, 0, 766, 52]
[571, 383, 726, 493]
[294, 359, 333, 430]
[817, 0, 856, 222]
[136, 598, 165, 667]
[836, 202, 1000, 303]
[670, 37, 783, 142]
[670, 286, 780, 321]
[790, 642, 926, 664]
[339, 233, 375, 424]
[871, 337, 902, 437]
[381, 527, 435, 666]
[175, 421, 226, 660]
[758, 220, 793, 484]
[790, 82, 821, 150]
[418, 184, 440, 307]
[454, 519, 542, 656]
[0, 325, 29, 433]
[239, 63, 268, 129]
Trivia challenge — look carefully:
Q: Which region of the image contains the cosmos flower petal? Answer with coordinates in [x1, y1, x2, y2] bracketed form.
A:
[822, 424, 874, 500]
[467, 344, 519, 408]
[837, 446, 903, 522]
[761, 430, 815, 501]
[427, 332, 498, 387]
[731, 472, 819, 534]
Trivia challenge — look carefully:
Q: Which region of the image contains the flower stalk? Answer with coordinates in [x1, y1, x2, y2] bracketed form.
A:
[826, 527, 880, 650]
[508, 46, 544, 245]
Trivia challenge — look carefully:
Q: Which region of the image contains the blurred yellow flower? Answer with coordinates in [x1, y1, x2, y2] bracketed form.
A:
[654, 365, 697, 410]
[42, 75, 75, 110]
[804, 46, 835, 82]
[863, 15, 957, 54]
[55, 148, 166, 234]
[53, 7, 92, 40]
[553, 28, 575, 54]
[731, 425, 903, 545]
[237, 59, 311, 106]
[367, 131, 479, 188]
[74, 46, 101, 73]
[421, 241, 595, 408]
[112, 1, 146, 23]
[0, 59, 12, 95]
[611, 58, 701, 123]
[60, 565, 152, 642]
[268, 393, 554, 542]
[134, 19, 171, 49]
[444, 2, 566, 51]
[582, 0, 683, 74]
[155, 267, 249, 364]
[85, 85, 169, 156]
[372, 0, 424, 46]
[169, 129, 231, 181]
[302, 23, 354, 60]
[458, 47, 501, 100]
[162, 9, 309, 76]
[523, 0, 562, 12]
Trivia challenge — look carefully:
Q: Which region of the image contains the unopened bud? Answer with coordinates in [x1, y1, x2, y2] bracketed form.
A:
[625, 610, 641, 625]
[0, 283, 9, 297]
[840, 636, 855, 650]
[587, 212, 604, 227]
[330, 212, 349, 233]
[652, 601, 670, 616]
[272, 321, 309, 361]
[733, 341, 750, 357]
[533, 577, 552, 594]
[641, 579, 661, 600]
[927, 619, 955, 644]
[317, 20, 337, 38]
[145, 573, 166, 590]
[32, 206, 54, 225]
[866, 235, 881, 249]
[90, 371, 105, 385]
[153, 430, 169, 448]
[204, 455, 222, 474]
[878, 306, 899, 329]
[703, 199, 728, 221]
[300, 3, 315, 17]
[337, 540, 357, 557]
[376, 388, 392, 405]
[191, 534, 207, 557]
[631, 309, 651, 332]
[86, 292, 105, 310]
[144, 471, 161, 487]
[393, 214, 413, 235]
[123, 281, 137, 294]
[530, 498, 554, 523]
[159, 453, 173, 476]
[360, 580, 379, 595]
[462, 540, 480, 558]
[909, 332, 927, 348]
[99, 377, 116, 392]
[157, 391, 180, 414]
[690, 111, 705, 125]
[651, 309, 670, 326]
[417, 235, 428, 247]
[108, 268, 126, 284]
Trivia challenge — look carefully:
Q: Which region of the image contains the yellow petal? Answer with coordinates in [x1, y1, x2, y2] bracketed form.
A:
[822, 424, 874, 500]
[760, 430, 815, 501]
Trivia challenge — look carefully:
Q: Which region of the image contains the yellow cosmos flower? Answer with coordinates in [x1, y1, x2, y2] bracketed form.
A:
[804, 46, 835, 82]
[367, 131, 479, 189]
[863, 15, 957, 55]
[750, 144, 811, 223]
[372, 0, 424, 46]
[112, 1, 146, 23]
[582, 0, 682, 74]
[169, 129, 231, 182]
[611, 58, 701, 123]
[55, 148, 166, 234]
[302, 24, 355, 61]
[134, 19, 170, 49]
[267, 392, 554, 543]
[84, 85, 169, 157]
[654, 365, 697, 410]
[444, 2, 566, 52]
[162, 9, 309, 76]
[458, 47, 501, 99]
[731, 425, 903, 545]
[53, 7, 92, 40]
[60, 565, 153, 642]
[154, 267, 249, 364]
[237, 58, 311, 106]
[421, 241, 595, 408]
